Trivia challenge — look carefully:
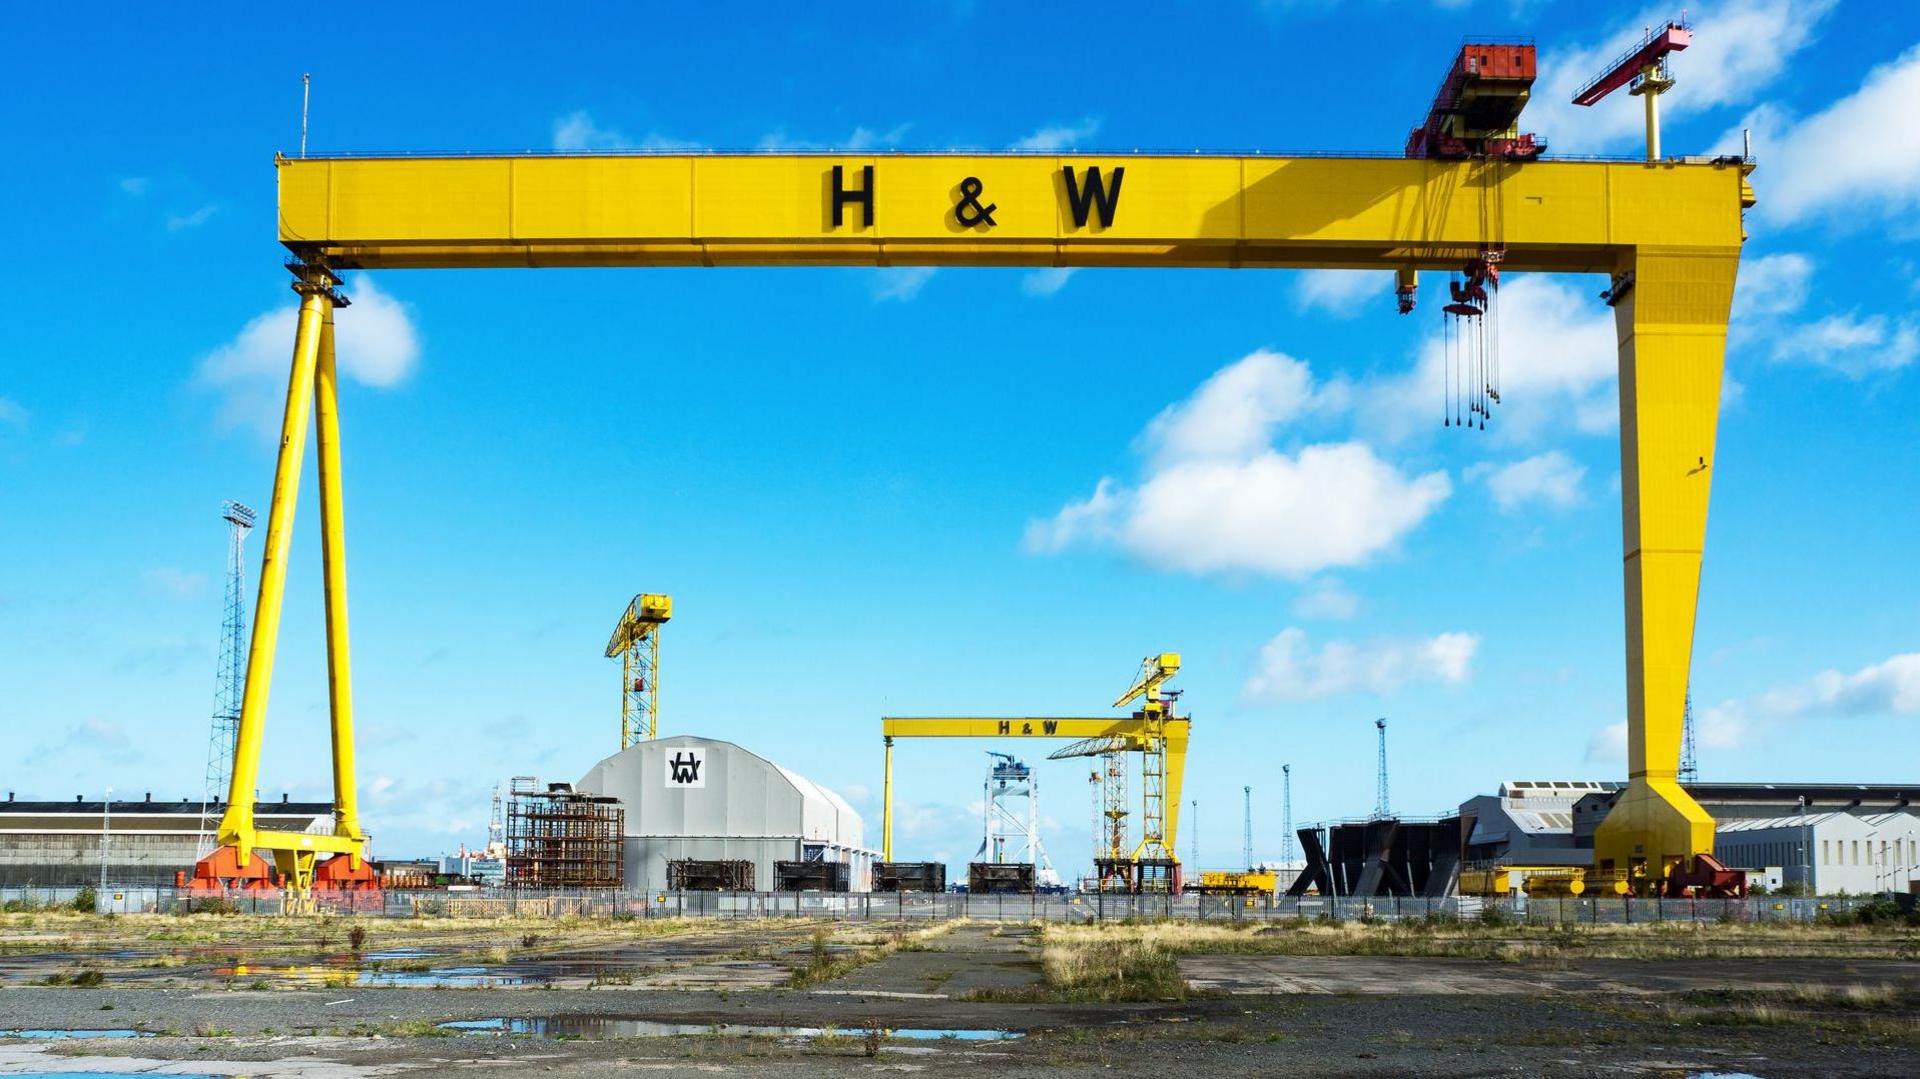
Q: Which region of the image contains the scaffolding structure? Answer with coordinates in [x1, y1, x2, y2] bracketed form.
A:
[505, 777, 624, 889]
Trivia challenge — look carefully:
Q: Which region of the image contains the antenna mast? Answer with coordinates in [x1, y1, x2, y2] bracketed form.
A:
[301, 74, 311, 158]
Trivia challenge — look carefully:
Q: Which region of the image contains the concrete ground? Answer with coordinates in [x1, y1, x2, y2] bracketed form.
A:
[1181, 954, 1920, 996]
[1, 919, 1915, 1077]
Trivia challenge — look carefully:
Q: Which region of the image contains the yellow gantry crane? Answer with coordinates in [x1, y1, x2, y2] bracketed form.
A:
[263, 129, 1752, 897]
[606, 593, 672, 748]
[884, 652, 1190, 893]
[190, 266, 370, 913]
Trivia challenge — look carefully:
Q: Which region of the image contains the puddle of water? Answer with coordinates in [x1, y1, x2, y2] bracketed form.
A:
[210, 963, 525, 987]
[0, 1029, 155, 1039]
[438, 1017, 1021, 1040]
[362, 947, 440, 961]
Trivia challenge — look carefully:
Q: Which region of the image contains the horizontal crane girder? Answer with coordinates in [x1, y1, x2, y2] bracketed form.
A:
[278, 154, 1746, 273]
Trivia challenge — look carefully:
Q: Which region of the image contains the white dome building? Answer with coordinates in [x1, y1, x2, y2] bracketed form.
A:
[576, 734, 873, 892]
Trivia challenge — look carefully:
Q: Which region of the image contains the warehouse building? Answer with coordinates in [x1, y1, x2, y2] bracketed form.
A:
[576, 735, 874, 893]
[0, 793, 333, 887]
[1461, 780, 1620, 867]
[1455, 780, 1919, 894]
[1712, 812, 1920, 895]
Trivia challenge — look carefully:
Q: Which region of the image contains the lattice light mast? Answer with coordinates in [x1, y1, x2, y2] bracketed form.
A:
[199, 500, 255, 854]
[1242, 785, 1253, 870]
[605, 593, 672, 749]
[1281, 764, 1296, 866]
[1679, 690, 1699, 785]
[1373, 718, 1391, 820]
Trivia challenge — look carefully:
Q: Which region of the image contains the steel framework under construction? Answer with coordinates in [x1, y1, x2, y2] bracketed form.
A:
[504, 778, 624, 889]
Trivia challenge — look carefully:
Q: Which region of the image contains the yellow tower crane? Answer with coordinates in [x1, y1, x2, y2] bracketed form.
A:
[606, 593, 672, 748]
[1049, 653, 1184, 890]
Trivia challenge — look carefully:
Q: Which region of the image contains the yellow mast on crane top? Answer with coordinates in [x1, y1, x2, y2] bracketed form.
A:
[606, 594, 672, 748]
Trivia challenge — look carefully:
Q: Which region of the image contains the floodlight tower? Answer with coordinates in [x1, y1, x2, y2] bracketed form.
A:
[199, 500, 255, 853]
[1281, 764, 1296, 866]
[1679, 690, 1699, 784]
[1373, 718, 1391, 819]
[1242, 785, 1253, 869]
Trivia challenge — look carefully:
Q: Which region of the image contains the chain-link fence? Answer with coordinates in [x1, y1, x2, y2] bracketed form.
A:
[1, 884, 1891, 923]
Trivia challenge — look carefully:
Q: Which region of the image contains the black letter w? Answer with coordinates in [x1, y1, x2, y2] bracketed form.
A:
[1063, 166, 1124, 228]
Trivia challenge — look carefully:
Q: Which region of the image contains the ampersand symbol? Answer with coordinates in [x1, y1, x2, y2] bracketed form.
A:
[954, 177, 997, 228]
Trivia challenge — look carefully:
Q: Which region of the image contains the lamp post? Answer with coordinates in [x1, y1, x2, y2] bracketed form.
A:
[98, 787, 112, 906]
[1797, 795, 1809, 897]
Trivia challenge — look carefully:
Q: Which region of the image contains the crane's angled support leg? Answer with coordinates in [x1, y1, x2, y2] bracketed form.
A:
[1593, 247, 1739, 894]
[314, 305, 367, 865]
[214, 270, 334, 868]
[882, 736, 894, 862]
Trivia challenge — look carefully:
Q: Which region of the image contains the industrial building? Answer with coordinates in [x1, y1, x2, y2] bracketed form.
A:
[575, 734, 873, 893]
[1462, 781, 1621, 867]
[0, 794, 332, 887]
[1458, 781, 1919, 894]
[1710, 813, 1919, 894]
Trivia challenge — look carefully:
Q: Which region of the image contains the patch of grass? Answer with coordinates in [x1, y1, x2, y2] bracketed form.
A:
[787, 921, 963, 988]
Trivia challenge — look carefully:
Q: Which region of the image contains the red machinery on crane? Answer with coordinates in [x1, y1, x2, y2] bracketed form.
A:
[1405, 39, 1547, 162]
[1402, 40, 1546, 427]
[1572, 20, 1693, 160]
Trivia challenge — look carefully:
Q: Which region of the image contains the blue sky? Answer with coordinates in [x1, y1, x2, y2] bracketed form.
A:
[2, 1, 1916, 876]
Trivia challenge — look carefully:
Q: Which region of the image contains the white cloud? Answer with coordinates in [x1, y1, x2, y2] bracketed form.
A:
[1741, 43, 1920, 225]
[1024, 477, 1124, 554]
[1771, 313, 1918, 377]
[25, 717, 136, 766]
[1243, 627, 1479, 701]
[1470, 450, 1586, 511]
[1585, 720, 1628, 764]
[1140, 350, 1342, 464]
[871, 267, 936, 302]
[1030, 444, 1449, 579]
[1012, 118, 1100, 151]
[118, 177, 148, 196]
[758, 124, 912, 151]
[1292, 577, 1360, 620]
[197, 278, 422, 436]
[142, 567, 209, 599]
[1021, 267, 1077, 297]
[1731, 252, 1813, 324]
[1698, 652, 1920, 748]
[1293, 269, 1389, 318]
[0, 397, 26, 427]
[1029, 350, 1448, 579]
[165, 204, 218, 231]
[1530, 1, 1835, 154]
[552, 110, 701, 152]
[1362, 275, 1617, 443]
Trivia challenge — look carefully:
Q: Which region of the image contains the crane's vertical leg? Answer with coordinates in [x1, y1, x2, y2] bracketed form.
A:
[881, 736, 894, 862]
[215, 272, 333, 867]
[313, 305, 365, 856]
[1593, 247, 1739, 893]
